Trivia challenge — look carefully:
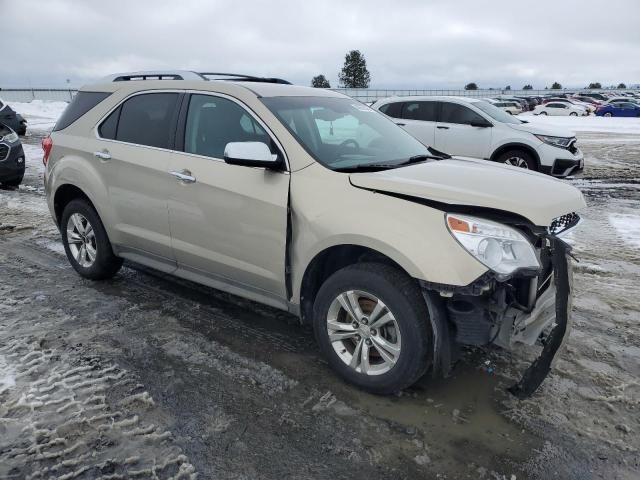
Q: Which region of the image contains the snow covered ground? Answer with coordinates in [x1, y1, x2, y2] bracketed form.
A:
[9, 100, 68, 132]
[1, 100, 639, 479]
[520, 111, 640, 134]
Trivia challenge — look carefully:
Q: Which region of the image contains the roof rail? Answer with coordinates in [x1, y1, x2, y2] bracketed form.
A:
[197, 72, 291, 84]
[99, 71, 206, 82]
[98, 70, 291, 85]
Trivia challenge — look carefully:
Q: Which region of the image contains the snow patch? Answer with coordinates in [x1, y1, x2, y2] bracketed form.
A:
[609, 213, 640, 249]
[0, 354, 16, 393]
[8, 100, 67, 132]
[520, 113, 640, 135]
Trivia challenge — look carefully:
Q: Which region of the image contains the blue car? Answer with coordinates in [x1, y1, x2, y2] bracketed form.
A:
[596, 102, 640, 117]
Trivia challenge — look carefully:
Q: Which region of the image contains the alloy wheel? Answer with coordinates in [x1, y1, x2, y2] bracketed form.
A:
[503, 156, 529, 169]
[326, 290, 401, 376]
[66, 213, 97, 268]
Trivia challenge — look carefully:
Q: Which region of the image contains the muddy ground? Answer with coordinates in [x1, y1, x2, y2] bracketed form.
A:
[0, 126, 638, 479]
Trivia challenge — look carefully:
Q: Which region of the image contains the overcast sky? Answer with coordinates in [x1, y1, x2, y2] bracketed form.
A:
[3, 0, 639, 89]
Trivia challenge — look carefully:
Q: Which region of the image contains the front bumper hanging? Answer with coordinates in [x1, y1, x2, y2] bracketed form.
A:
[508, 236, 573, 399]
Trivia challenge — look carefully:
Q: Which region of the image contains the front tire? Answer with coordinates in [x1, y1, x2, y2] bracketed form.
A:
[539, 111, 548, 115]
[313, 263, 431, 394]
[570, 112, 578, 116]
[604, 112, 613, 117]
[495, 149, 537, 170]
[61, 199, 123, 280]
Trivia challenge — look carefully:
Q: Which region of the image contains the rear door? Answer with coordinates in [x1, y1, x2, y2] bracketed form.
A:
[89, 91, 181, 268]
[167, 93, 289, 299]
[397, 101, 438, 147]
[434, 102, 492, 158]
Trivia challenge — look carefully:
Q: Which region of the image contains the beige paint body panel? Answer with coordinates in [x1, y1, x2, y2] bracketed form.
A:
[288, 163, 488, 303]
[349, 157, 586, 226]
[167, 152, 289, 297]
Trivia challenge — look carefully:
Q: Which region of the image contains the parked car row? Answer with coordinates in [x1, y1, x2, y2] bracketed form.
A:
[475, 91, 640, 117]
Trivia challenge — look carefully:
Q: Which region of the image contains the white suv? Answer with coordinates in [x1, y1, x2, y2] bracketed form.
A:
[372, 96, 584, 177]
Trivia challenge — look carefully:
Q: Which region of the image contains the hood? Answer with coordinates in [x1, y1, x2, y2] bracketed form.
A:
[349, 158, 586, 226]
[507, 121, 576, 138]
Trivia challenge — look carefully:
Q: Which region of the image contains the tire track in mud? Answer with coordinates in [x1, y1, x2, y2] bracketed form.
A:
[0, 309, 197, 479]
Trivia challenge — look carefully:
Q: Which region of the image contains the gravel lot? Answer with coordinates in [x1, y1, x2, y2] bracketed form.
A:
[0, 106, 638, 479]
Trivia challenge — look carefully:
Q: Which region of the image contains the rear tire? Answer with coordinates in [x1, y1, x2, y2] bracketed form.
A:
[313, 262, 431, 394]
[495, 149, 537, 171]
[570, 112, 578, 116]
[61, 199, 123, 280]
[604, 112, 613, 117]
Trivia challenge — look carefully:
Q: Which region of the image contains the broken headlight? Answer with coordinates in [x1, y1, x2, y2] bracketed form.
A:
[446, 214, 540, 278]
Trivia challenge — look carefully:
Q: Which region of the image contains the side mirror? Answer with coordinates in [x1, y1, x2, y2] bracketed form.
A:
[470, 120, 492, 128]
[223, 142, 279, 168]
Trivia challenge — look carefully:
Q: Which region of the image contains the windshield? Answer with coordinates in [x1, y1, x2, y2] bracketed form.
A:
[473, 101, 522, 124]
[261, 96, 431, 170]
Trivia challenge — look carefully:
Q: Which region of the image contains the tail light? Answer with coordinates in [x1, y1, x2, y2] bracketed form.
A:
[42, 136, 53, 166]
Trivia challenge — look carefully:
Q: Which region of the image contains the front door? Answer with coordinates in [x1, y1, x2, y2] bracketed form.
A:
[167, 93, 290, 299]
[434, 102, 492, 158]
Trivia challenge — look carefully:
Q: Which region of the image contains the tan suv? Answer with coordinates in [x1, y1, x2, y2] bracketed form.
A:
[44, 71, 586, 396]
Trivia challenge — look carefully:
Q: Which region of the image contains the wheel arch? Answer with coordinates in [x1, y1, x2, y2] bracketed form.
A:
[53, 184, 99, 227]
[296, 243, 419, 325]
[490, 143, 541, 170]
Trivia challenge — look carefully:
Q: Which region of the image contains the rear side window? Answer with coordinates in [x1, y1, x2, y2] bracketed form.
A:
[378, 102, 402, 118]
[108, 93, 179, 149]
[401, 101, 438, 121]
[99, 107, 120, 139]
[53, 91, 111, 132]
[440, 103, 485, 125]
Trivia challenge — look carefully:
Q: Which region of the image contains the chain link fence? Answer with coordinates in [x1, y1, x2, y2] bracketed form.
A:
[1, 87, 638, 104]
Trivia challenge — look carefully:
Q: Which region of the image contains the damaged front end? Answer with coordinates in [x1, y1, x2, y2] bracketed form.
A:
[421, 214, 579, 399]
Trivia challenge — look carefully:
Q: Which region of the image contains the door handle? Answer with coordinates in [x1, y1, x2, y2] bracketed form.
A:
[395, 122, 406, 126]
[169, 170, 196, 183]
[93, 150, 111, 160]
[436, 126, 450, 130]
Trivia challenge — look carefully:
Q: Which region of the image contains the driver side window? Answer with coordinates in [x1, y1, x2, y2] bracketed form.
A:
[184, 94, 274, 160]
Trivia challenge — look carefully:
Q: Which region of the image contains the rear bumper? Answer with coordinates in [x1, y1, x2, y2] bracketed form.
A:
[421, 236, 574, 398]
[0, 143, 25, 180]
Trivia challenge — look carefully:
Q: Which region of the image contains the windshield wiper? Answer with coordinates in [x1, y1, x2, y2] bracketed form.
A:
[334, 149, 451, 173]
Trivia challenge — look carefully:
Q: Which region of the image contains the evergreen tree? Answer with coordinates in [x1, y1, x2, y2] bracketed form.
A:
[338, 50, 371, 88]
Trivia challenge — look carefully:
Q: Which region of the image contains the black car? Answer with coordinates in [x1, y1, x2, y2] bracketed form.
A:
[0, 99, 27, 135]
[0, 124, 25, 187]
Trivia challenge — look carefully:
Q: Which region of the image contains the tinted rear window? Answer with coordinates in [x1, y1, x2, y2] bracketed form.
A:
[378, 102, 402, 118]
[402, 101, 438, 121]
[113, 93, 179, 149]
[53, 91, 111, 131]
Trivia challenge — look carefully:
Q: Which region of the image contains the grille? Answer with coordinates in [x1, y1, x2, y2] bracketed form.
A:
[549, 212, 580, 235]
[0, 144, 9, 161]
